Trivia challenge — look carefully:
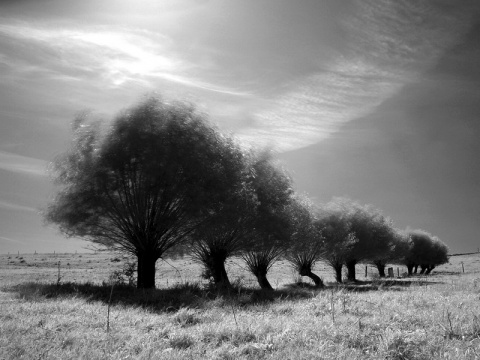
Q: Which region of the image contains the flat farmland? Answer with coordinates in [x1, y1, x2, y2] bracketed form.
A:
[1, 251, 480, 359]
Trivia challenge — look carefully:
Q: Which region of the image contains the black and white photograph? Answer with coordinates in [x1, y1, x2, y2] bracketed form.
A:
[1, 1, 480, 358]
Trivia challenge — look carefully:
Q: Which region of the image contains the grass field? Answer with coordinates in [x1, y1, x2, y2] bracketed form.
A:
[1, 251, 480, 359]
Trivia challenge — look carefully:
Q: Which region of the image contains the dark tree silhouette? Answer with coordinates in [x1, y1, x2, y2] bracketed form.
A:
[45, 97, 246, 289]
[404, 229, 448, 275]
[404, 229, 433, 275]
[370, 229, 409, 277]
[425, 238, 449, 274]
[242, 151, 293, 290]
[285, 196, 325, 287]
[325, 198, 392, 282]
[189, 186, 256, 289]
[316, 207, 356, 283]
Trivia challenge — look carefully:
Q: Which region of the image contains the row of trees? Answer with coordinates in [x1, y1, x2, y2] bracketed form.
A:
[45, 97, 448, 289]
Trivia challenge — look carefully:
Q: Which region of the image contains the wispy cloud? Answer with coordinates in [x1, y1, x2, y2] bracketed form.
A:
[1, 1, 478, 154]
[235, 0, 478, 152]
[0, 151, 47, 176]
[0, 20, 251, 96]
[0, 200, 37, 212]
[0, 235, 24, 244]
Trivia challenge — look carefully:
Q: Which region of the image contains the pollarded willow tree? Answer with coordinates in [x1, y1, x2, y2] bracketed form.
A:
[45, 97, 247, 289]
[285, 195, 325, 287]
[188, 179, 257, 289]
[316, 206, 357, 283]
[327, 198, 393, 282]
[370, 229, 410, 277]
[242, 150, 294, 290]
[404, 229, 449, 275]
[425, 237, 449, 274]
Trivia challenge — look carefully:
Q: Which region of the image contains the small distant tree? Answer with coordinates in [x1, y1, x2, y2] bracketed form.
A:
[404, 229, 432, 275]
[285, 196, 324, 287]
[404, 229, 448, 275]
[316, 207, 356, 283]
[45, 97, 246, 289]
[326, 198, 392, 282]
[370, 229, 409, 277]
[242, 151, 293, 290]
[424, 237, 448, 274]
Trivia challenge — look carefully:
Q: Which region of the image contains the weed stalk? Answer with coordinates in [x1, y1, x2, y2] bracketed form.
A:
[330, 288, 335, 323]
[56, 261, 61, 288]
[106, 282, 114, 333]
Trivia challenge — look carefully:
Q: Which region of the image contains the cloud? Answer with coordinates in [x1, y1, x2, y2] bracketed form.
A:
[0, 235, 24, 244]
[1, 1, 478, 155]
[0, 151, 47, 176]
[0, 20, 251, 96]
[235, 0, 479, 152]
[0, 200, 37, 212]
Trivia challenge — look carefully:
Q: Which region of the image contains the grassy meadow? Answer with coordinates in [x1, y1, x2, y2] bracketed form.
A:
[1, 251, 480, 359]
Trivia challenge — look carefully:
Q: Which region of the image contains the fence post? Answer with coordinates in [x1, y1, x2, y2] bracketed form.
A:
[365, 266, 368, 278]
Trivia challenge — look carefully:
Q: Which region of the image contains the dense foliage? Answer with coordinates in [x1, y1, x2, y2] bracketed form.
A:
[45, 98, 247, 288]
[404, 229, 449, 275]
[46, 96, 450, 289]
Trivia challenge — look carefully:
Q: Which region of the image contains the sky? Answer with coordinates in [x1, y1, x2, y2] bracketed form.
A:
[0, 0, 479, 254]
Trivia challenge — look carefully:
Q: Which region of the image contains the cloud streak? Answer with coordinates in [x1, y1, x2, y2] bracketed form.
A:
[1, 2, 478, 154]
[235, 0, 479, 152]
[0, 200, 37, 213]
[0, 151, 47, 176]
[0, 20, 251, 97]
[0, 235, 24, 244]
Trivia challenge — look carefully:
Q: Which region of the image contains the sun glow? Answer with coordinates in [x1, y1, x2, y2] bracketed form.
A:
[72, 31, 181, 85]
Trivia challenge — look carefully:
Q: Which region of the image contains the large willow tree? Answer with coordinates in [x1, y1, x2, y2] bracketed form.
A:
[45, 97, 246, 288]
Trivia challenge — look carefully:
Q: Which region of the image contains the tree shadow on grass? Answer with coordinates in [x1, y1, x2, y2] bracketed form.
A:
[322, 278, 445, 292]
[6, 277, 445, 313]
[431, 271, 462, 276]
[5, 281, 317, 313]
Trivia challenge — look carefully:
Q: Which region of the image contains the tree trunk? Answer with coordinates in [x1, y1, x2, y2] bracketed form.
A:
[419, 265, 427, 274]
[413, 265, 418, 274]
[334, 264, 343, 283]
[346, 260, 357, 282]
[407, 264, 414, 276]
[209, 257, 231, 289]
[374, 261, 386, 277]
[255, 272, 273, 290]
[300, 268, 324, 287]
[425, 265, 435, 275]
[137, 252, 157, 289]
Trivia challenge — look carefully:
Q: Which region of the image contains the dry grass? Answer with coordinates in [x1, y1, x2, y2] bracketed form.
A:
[1, 251, 480, 359]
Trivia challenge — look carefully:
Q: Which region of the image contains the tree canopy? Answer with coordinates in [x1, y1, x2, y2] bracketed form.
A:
[285, 195, 325, 286]
[404, 229, 449, 275]
[45, 96, 450, 289]
[242, 150, 294, 290]
[45, 97, 247, 288]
